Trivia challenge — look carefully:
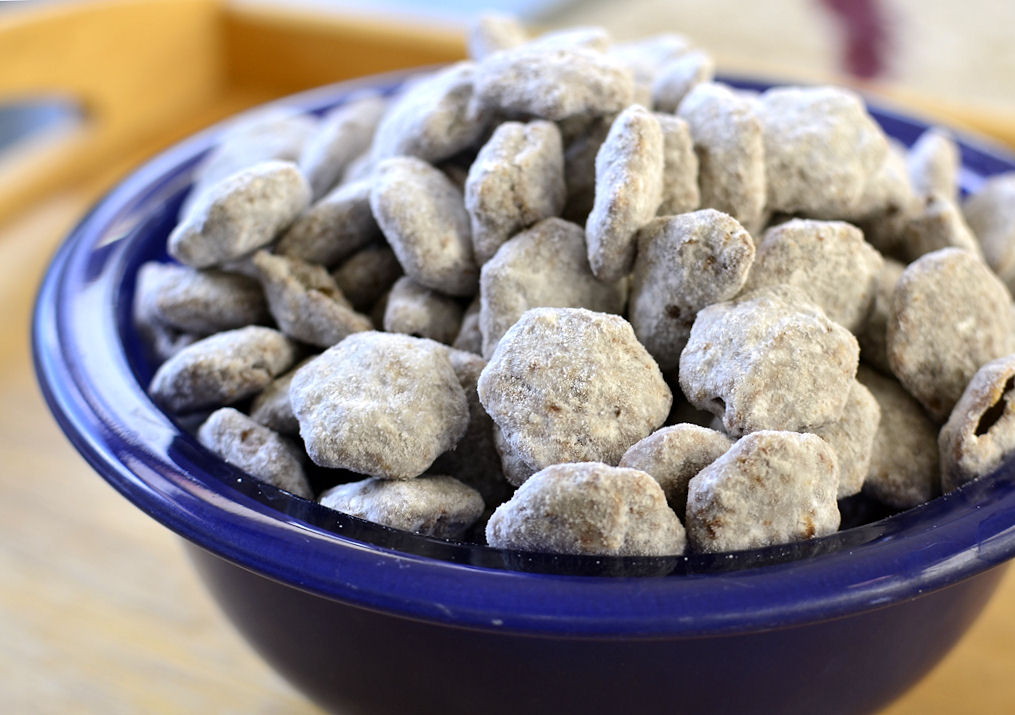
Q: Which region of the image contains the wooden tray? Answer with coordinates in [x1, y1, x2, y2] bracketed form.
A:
[0, 0, 464, 223]
[1, 2, 1013, 713]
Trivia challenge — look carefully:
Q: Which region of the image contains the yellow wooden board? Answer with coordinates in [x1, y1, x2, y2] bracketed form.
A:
[2, 2, 1014, 712]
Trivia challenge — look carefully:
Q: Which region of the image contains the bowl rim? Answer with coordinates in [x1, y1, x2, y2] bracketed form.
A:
[32, 68, 1015, 638]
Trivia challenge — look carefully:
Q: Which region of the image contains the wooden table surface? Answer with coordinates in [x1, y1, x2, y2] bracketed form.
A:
[2, 130, 1015, 715]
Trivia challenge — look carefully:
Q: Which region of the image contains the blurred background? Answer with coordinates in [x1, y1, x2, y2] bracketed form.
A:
[1, 1, 1013, 713]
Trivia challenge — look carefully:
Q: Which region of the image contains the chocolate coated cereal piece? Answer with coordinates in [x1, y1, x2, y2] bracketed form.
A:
[810, 380, 880, 498]
[465, 120, 566, 264]
[619, 424, 732, 519]
[330, 242, 403, 312]
[135, 261, 267, 335]
[169, 161, 311, 269]
[629, 210, 755, 371]
[491, 422, 538, 487]
[678, 83, 766, 234]
[743, 219, 883, 332]
[133, 264, 201, 361]
[479, 218, 627, 358]
[586, 105, 664, 281]
[478, 307, 671, 469]
[474, 45, 635, 121]
[149, 326, 296, 413]
[758, 86, 887, 217]
[896, 194, 982, 262]
[320, 475, 484, 539]
[655, 113, 700, 216]
[486, 462, 686, 556]
[383, 276, 464, 344]
[252, 250, 372, 348]
[249, 356, 316, 436]
[370, 62, 490, 164]
[467, 12, 527, 60]
[857, 256, 904, 374]
[610, 33, 692, 105]
[908, 128, 959, 201]
[299, 93, 387, 200]
[183, 109, 316, 216]
[685, 430, 840, 553]
[651, 50, 715, 114]
[276, 179, 381, 267]
[939, 354, 1015, 493]
[290, 332, 468, 479]
[888, 247, 1015, 420]
[679, 285, 860, 436]
[964, 173, 1015, 292]
[858, 365, 941, 508]
[452, 297, 483, 355]
[198, 407, 312, 498]
[850, 139, 919, 226]
[430, 349, 513, 507]
[370, 156, 479, 296]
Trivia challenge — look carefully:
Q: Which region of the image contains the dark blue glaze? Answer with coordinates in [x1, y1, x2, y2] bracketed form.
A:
[32, 71, 1015, 713]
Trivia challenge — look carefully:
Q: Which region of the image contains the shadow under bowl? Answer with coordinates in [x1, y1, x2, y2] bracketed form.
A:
[32, 70, 1015, 715]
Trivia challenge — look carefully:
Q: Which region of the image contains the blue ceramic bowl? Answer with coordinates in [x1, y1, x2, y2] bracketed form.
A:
[33, 70, 1015, 715]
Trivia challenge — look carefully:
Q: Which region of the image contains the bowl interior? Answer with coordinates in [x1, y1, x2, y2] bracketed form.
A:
[32, 70, 1015, 634]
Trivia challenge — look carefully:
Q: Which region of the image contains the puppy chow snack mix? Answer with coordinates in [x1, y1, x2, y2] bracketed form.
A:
[651, 49, 715, 114]
[276, 178, 381, 267]
[677, 82, 766, 234]
[810, 380, 881, 499]
[858, 366, 942, 508]
[330, 241, 403, 313]
[486, 462, 686, 556]
[939, 354, 1015, 493]
[138, 15, 1015, 561]
[182, 108, 317, 217]
[383, 276, 464, 345]
[586, 104, 664, 282]
[319, 475, 484, 539]
[249, 356, 317, 436]
[370, 156, 479, 296]
[757, 85, 887, 217]
[170, 160, 310, 269]
[478, 307, 671, 470]
[370, 61, 490, 164]
[134, 261, 268, 336]
[466, 12, 527, 60]
[685, 431, 840, 553]
[619, 424, 732, 519]
[474, 44, 634, 121]
[479, 217, 626, 358]
[198, 407, 312, 499]
[907, 127, 960, 201]
[655, 113, 700, 216]
[743, 218, 882, 333]
[887, 247, 1015, 420]
[465, 119, 566, 264]
[299, 92, 386, 200]
[679, 285, 859, 436]
[964, 172, 1015, 292]
[291, 332, 468, 479]
[149, 326, 296, 413]
[252, 250, 372, 348]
